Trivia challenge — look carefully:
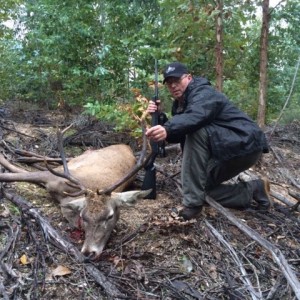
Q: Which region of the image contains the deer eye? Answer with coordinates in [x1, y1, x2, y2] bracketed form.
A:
[106, 212, 114, 221]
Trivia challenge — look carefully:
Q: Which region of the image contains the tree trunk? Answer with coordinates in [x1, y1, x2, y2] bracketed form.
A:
[257, 0, 270, 128]
[215, 0, 223, 92]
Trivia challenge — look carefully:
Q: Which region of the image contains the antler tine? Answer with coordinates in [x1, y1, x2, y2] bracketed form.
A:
[45, 124, 87, 196]
[45, 161, 87, 194]
[57, 123, 74, 176]
[98, 120, 152, 195]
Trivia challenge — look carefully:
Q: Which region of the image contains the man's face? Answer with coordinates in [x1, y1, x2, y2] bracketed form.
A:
[165, 74, 192, 99]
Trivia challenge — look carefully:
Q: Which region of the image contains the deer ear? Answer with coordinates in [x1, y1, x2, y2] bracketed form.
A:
[113, 189, 152, 206]
[61, 197, 87, 211]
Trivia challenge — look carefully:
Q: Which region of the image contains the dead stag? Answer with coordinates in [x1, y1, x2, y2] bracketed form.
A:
[0, 126, 151, 260]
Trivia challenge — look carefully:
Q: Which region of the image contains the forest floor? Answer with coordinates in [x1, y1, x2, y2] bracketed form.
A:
[0, 100, 299, 300]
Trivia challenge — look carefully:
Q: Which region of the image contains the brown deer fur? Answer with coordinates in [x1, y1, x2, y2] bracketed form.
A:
[0, 144, 151, 260]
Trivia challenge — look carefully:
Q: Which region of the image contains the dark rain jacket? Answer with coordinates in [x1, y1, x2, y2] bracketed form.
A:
[163, 77, 269, 162]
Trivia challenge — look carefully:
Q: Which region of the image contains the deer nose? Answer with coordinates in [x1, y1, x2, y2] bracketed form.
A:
[82, 250, 98, 262]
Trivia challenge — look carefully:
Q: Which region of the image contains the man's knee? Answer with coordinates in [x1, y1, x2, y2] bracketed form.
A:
[206, 151, 262, 188]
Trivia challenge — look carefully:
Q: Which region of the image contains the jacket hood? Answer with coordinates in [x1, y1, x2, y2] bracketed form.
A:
[184, 76, 211, 99]
[188, 76, 211, 89]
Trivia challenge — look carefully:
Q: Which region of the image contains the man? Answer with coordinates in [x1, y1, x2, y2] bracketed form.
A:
[146, 62, 270, 220]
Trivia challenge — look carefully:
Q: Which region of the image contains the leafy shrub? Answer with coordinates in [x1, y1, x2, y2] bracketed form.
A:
[83, 89, 150, 137]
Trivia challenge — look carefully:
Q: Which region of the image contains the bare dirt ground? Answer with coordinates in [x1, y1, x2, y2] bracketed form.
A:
[0, 101, 299, 300]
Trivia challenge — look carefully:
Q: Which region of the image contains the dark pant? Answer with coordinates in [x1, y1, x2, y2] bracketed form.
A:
[181, 128, 261, 208]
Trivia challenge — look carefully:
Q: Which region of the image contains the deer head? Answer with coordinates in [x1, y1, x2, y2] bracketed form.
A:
[61, 190, 151, 260]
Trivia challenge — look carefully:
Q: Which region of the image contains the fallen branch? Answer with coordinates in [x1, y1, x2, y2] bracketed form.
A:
[0, 280, 9, 300]
[205, 195, 300, 299]
[289, 189, 300, 211]
[205, 220, 261, 300]
[0, 124, 36, 139]
[0, 222, 21, 262]
[289, 189, 300, 201]
[266, 275, 284, 300]
[17, 157, 64, 164]
[0, 222, 22, 299]
[270, 146, 300, 190]
[4, 190, 126, 300]
[270, 190, 300, 212]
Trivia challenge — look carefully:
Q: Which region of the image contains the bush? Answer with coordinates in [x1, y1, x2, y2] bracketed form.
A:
[83, 90, 150, 137]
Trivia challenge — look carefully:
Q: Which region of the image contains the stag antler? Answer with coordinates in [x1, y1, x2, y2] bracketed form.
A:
[46, 120, 152, 197]
[45, 124, 87, 196]
[98, 120, 152, 195]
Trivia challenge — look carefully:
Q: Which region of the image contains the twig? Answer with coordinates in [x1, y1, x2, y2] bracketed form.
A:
[0, 280, 9, 300]
[4, 190, 126, 300]
[156, 165, 183, 194]
[266, 275, 284, 300]
[0, 222, 22, 299]
[205, 195, 300, 299]
[0, 223, 21, 262]
[223, 269, 246, 299]
[17, 157, 64, 164]
[22, 213, 48, 296]
[0, 124, 36, 139]
[269, 147, 300, 190]
[205, 220, 261, 300]
[14, 149, 45, 158]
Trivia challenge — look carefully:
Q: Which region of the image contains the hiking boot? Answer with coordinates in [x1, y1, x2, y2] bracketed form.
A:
[178, 206, 203, 221]
[251, 178, 270, 211]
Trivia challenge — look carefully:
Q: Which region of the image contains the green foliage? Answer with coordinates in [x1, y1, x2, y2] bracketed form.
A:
[83, 91, 149, 136]
[223, 78, 259, 119]
[0, 0, 299, 126]
[83, 100, 134, 132]
[0, 0, 21, 38]
[279, 107, 300, 124]
[267, 0, 300, 120]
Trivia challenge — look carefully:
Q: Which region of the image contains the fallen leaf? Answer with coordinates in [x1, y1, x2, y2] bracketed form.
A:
[51, 265, 72, 277]
[20, 254, 29, 265]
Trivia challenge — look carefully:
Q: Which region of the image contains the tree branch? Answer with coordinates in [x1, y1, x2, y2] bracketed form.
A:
[205, 195, 300, 299]
[205, 220, 261, 300]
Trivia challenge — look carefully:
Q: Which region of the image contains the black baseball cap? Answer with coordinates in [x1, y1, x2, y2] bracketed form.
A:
[163, 62, 189, 84]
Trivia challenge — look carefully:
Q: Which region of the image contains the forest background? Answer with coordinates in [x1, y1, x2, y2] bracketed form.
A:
[0, 0, 299, 130]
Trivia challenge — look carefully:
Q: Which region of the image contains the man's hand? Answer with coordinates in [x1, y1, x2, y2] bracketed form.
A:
[146, 125, 167, 142]
[147, 100, 161, 114]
